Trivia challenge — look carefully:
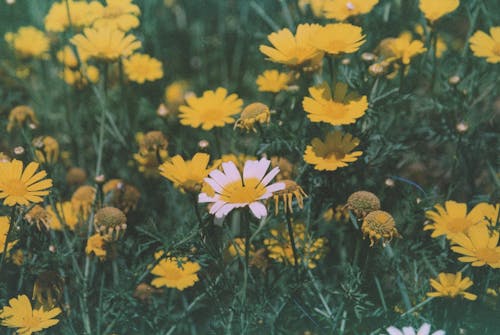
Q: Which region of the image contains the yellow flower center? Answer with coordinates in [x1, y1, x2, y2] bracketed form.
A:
[493, 43, 500, 56]
[220, 178, 266, 203]
[476, 248, 500, 264]
[447, 218, 472, 233]
[3, 179, 28, 196]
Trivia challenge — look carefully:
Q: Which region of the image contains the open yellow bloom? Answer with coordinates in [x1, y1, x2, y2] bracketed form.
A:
[0, 295, 61, 335]
[124, 53, 163, 83]
[150, 252, 200, 291]
[424, 201, 499, 240]
[45, 0, 101, 32]
[179, 88, 243, 130]
[451, 225, 500, 268]
[323, 0, 379, 21]
[71, 26, 141, 61]
[303, 131, 363, 171]
[382, 33, 427, 65]
[1, 217, 17, 254]
[419, 0, 459, 23]
[309, 23, 365, 55]
[5, 26, 50, 59]
[303, 82, 368, 126]
[0, 160, 52, 207]
[93, 0, 141, 31]
[259, 24, 324, 69]
[60, 65, 100, 88]
[469, 27, 500, 64]
[427, 272, 477, 301]
[159, 153, 216, 193]
[256, 70, 291, 93]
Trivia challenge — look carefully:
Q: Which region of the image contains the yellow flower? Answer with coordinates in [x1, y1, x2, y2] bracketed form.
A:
[271, 180, 307, 215]
[469, 27, 500, 64]
[256, 70, 291, 93]
[33, 136, 60, 164]
[427, 272, 477, 301]
[57, 46, 80, 68]
[419, 0, 459, 23]
[234, 102, 271, 132]
[1, 216, 17, 254]
[361, 210, 400, 247]
[264, 222, 327, 269]
[303, 82, 368, 126]
[124, 53, 163, 83]
[85, 233, 108, 259]
[382, 33, 427, 65]
[303, 131, 363, 171]
[165, 81, 190, 106]
[424, 201, 499, 240]
[323, 205, 350, 223]
[451, 225, 500, 268]
[414, 24, 448, 58]
[227, 238, 255, 258]
[150, 252, 200, 291]
[44, 0, 101, 32]
[0, 160, 53, 207]
[159, 153, 216, 193]
[71, 26, 141, 61]
[259, 23, 324, 69]
[5, 26, 50, 59]
[0, 295, 61, 335]
[179, 88, 243, 130]
[60, 65, 100, 88]
[309, 23, 365, 55]
[7, 105, 39, 132]
[92, 0, 141, 31]
[71, 185, 96, 218]
[24, 205, 51, 231]
[46, 202, 80, 231]
[323, 0, 379, 21]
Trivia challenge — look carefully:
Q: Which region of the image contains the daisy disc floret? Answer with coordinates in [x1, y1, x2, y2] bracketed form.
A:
[309, 23, 365, 55]
[199, 158, 285, 219]
[427, 272, 477, 301]
[469, 27, 500, 64]
[179, 88, 243, 130]
[303, 131, 363, 171]
[0, 159, 53, 206]
[302, 82, 368, 126]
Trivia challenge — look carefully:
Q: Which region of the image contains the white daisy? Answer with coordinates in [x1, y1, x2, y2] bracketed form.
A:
[199, 158, 285, 219]
[386, 323, 445, 335]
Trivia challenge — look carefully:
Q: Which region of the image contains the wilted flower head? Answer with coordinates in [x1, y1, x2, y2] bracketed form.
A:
[32, 271, 65, 309]
[347, 191, 381, 218]
[71, 185, 96, 218]
[234, 102, 271, 132]
[24, 205, 51, 231]
[361, 210, 400, 246]
[94, 207, 127, 240]
[85, 233, 108, 259]
[33, 136, 60, 164]
[271, 180, 307, 215]
[7, 105, 39, 132]
[103, 179, 141, 213]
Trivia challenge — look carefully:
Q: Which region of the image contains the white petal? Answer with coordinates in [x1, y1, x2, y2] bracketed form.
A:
[266, 182, 286, 193]
[431, 331, 445, 335]
[386, 327, 404, 335]
[417, 324, 430, 335]
[403, 327, 416, 335]
[249, 202, 267, 219]
[222, 161, 242, 183]
[208, 169, 231, 186]
[204, 178, 224, 194]
[243, 160, 258, 180]
[209, 201, 227, 214]
[199, 193, 216, 203]
[215, 203, 237, 218]
[258, 192, 274, 200]
[244, 158, 270, 181]
[260, 166, 281, 186]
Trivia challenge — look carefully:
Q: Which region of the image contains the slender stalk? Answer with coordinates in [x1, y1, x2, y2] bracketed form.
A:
[285, 211, 299, 278]
[0, 207, 17, 275]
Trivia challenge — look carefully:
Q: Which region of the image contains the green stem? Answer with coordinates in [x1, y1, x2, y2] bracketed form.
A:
[285, 211, 299, 279]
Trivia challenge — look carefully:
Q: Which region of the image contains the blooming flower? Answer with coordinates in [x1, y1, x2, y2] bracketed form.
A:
[199, 158, 285, 219]
[469, 27, 500, 64]
[150, 252, 200, 290]
[44, 0, 101, 32]
[361, 210, 400, 247]
[381, 33, 427, 65]
[303, 131, 363, 171]
[159, 153, 216, 193]
[179, 88, 243, 130]
[259, 23, 324, 69]
[0, 160, 53, 206]
[264, 222, 327, 269]
[302, 82, 368, 126]
[256, 70, 291, 93]
[427, 272, 477, 301]
[4, 26, 50, 59]
[71, 26, 141, 61]
[234, 102, 270, 132]
[0, 216, 17, 254]
[323, 0, 379, 21]
[0, 295, 61, 335]
[424, 201, 499, 240]
[451, 225, 500, 268]
[92, 0, 141, 31]
[124, 53, 163, 83]
[419, 0, 459, 23]
[309, 23, 365, 55]
[386, 323, 445, 335]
